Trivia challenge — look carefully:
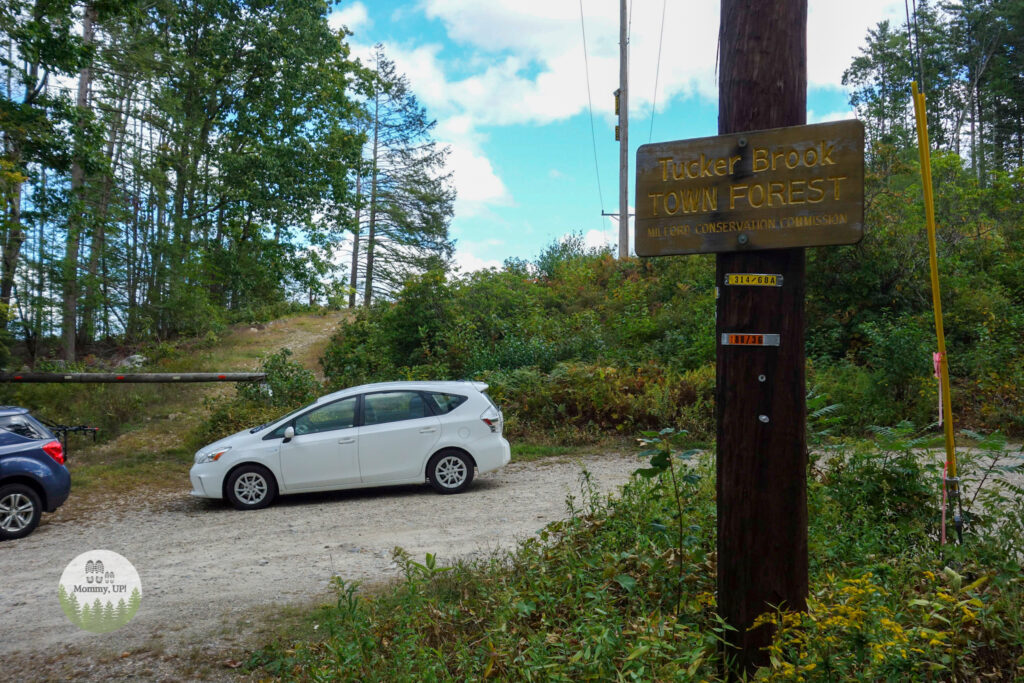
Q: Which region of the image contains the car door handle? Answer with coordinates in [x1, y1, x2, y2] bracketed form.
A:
[338, 437, 355, 444]
[419, 428, 437, 434]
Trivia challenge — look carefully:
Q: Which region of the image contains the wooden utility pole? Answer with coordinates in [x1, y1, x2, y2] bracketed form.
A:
[716, 0, 808, 673]
[617, 0, 629, 258]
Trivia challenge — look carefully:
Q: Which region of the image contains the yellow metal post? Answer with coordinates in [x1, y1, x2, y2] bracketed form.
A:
[911, 82, 959, 539]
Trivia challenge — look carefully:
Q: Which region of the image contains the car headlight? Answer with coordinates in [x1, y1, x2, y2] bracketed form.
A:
[195, 446, 231, 464]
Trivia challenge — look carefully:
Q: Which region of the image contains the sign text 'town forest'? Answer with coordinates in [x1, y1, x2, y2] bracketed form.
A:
[635, 120, 865, 256]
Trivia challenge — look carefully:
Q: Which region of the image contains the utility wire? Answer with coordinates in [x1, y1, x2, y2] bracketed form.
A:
[649, 0, 667, 142]
[904, 0, 926, 90]
[579, 0, 605, 213]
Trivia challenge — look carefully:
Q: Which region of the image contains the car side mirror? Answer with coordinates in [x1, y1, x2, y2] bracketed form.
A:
[283, 426, 295, 442]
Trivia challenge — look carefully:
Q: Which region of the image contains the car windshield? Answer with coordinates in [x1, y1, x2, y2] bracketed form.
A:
[249, 404, 313, 433]
[0, 413, 50, 440]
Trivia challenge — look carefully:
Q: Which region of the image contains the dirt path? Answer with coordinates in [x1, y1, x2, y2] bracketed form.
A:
[0, 451, 638, 681]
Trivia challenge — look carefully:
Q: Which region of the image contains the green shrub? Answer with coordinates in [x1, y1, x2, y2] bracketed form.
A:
[484, 361, 715, 441]
[248, 434, 1024, 681]
[238, 348, 319, 408]
[193, 348, 321, 447]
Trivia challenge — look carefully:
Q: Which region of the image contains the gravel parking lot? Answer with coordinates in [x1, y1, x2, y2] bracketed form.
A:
[0, 452, 639, 681]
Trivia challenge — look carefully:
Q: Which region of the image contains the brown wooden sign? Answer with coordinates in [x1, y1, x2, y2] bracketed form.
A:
[635, 119, 864, 256]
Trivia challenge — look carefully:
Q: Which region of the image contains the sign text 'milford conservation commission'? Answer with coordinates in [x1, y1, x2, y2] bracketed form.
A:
[635, 120, 865, 256]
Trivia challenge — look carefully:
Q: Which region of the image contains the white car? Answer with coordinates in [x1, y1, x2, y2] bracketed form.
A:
[190, 381, 510, 510]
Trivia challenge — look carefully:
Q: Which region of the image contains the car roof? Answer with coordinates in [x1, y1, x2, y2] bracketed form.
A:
[0, 406, 30, 417]
[314, 380, 488, 404]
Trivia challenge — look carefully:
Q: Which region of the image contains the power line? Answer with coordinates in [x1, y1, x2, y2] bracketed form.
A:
[649, 0, 667, 142]
[578, 0, 605, 214]
[904, 0, 925, 90]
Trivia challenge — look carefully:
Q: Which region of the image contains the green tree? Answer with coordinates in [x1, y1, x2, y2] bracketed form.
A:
[357, 45, 454, 306]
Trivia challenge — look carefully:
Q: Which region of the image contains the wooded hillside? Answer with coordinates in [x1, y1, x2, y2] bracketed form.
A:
[0, 0, 453, 365]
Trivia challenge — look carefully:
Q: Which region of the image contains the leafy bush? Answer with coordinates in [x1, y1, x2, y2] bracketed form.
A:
[319, 202, 1024, 438]
[192, 348, 320, 448]
[249, 434, 1024, 681]
[238, 348, 319, 408]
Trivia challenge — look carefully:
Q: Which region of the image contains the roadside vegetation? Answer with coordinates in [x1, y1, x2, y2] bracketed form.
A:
[248, 430, 1024, 681]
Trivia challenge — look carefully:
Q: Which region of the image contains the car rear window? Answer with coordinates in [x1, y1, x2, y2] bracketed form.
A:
[427, 392, 467, 414]
[0, 414, 50, 440]
[363, 391, 432, 425]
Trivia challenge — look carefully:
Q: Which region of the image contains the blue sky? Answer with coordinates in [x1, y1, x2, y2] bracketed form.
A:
[328, 1, 907, 272]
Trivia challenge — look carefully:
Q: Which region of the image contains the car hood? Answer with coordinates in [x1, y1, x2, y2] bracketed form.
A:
[197, 428, 260, 454]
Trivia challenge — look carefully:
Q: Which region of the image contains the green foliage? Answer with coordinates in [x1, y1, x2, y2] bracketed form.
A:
[0, 379, 169, 445]
[354, 46, 456, 305]
[249, 434, 1024, 680]
[1, 0, 374, 355]
[238, 348, 319, 408]
[635, 428, 702, 612]
[486, 362, 715, 441]
[323, 201, 1024, 440]
[193, 348, 320, 448]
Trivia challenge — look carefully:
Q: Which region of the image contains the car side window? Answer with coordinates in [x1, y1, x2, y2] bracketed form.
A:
[362, 391, 431, 426]
[293, 397, 357, 436]
[427, 392, 467, 414]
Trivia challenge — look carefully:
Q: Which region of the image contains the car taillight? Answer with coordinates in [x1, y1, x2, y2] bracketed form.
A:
[42, 440, 65, 465]
[482, 418, 497, 433]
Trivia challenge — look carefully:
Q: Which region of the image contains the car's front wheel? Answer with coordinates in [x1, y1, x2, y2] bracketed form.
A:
[427, 450, 474, 494]
[0, 483, 42, 541]
[225, 465, 277, 510]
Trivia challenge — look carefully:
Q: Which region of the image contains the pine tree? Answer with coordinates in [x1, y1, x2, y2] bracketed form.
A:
[359, 45, 454, 306]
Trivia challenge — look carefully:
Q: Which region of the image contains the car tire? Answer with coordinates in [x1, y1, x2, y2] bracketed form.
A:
[427, 450, 474, 494]
[225, 465, 277, 510]
[0, 483, 42, 541]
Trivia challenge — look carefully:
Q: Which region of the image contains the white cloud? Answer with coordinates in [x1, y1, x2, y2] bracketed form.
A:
[352, 0, 908, 238]
[410, 0, 907, 127]
[807, 1, 907, 87]
[445, 142, 511, 216]
[328, 2, 370, 34]
[583, 228, 613, 251]
[809, 108, 857, 124]
[576, 203, 634, 255]
[453, 249, 503, 273]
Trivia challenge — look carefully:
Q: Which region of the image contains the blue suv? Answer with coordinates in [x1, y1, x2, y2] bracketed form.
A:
[0, 407, 71, 540]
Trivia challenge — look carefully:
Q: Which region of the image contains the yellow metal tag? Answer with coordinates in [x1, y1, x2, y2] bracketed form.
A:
[725, 273, 782, 287]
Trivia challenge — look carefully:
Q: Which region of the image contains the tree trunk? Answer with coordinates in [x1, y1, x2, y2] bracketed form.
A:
[364, 92, 380, 307]
[82, 86, 129, 346]
[349, 170, 361, 308]
[62, 2, 97, 360]
[0, 150, 25, 309]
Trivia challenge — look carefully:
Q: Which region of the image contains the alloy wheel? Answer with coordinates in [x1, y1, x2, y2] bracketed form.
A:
[0, 492, 35, 533]
[234, 472, 268, 505]
[435, 455, 468, 488]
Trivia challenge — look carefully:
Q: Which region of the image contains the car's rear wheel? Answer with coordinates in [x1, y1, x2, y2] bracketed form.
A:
[427, 450, 474, 494]
[225, 465, 277, 510]
[0, 483, 42, 541]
